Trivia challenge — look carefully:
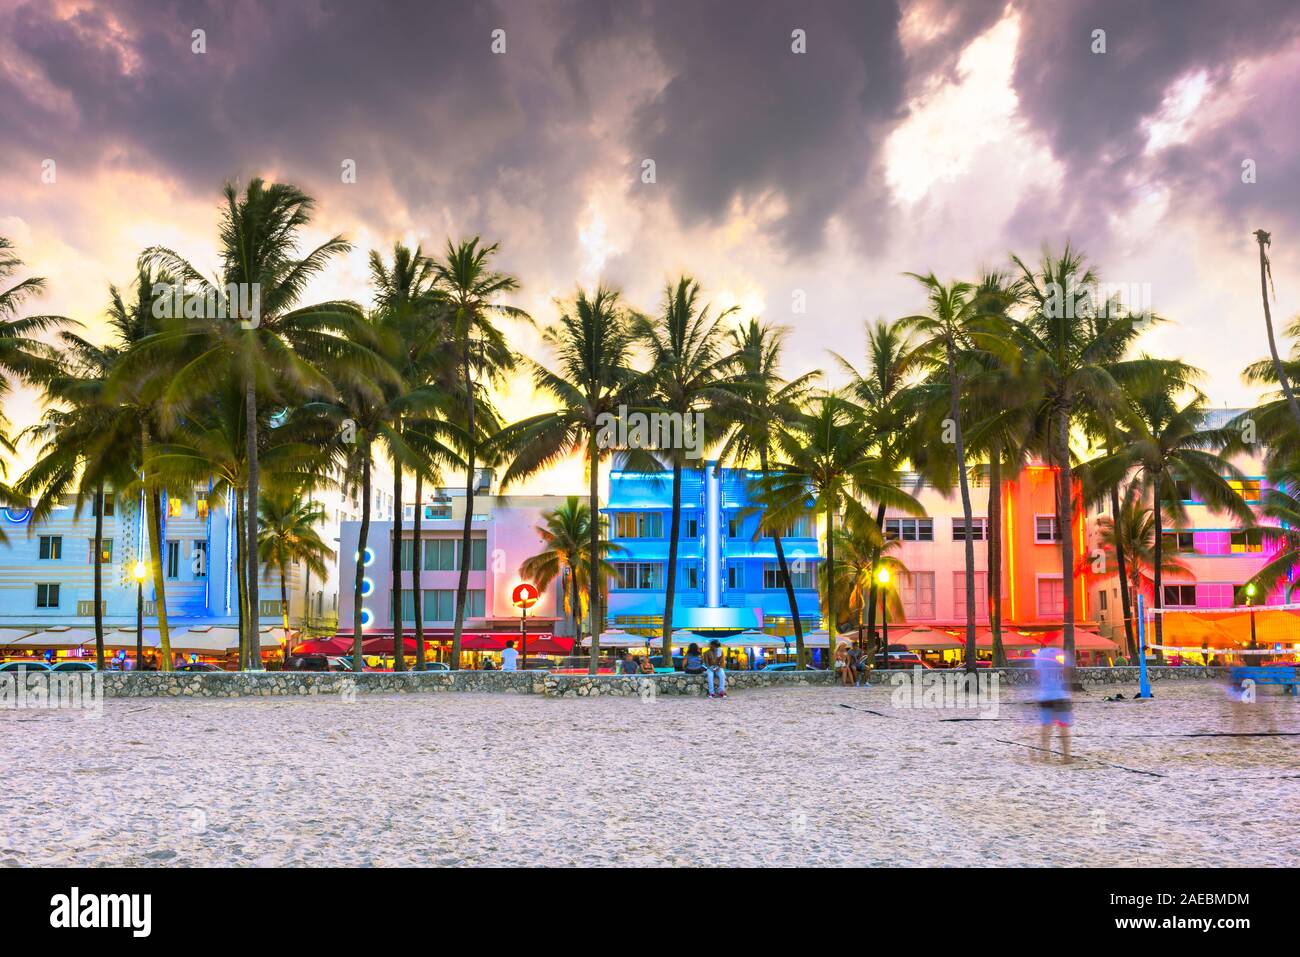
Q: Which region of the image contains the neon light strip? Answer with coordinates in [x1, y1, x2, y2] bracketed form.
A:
[1004, 483, 1017, 621]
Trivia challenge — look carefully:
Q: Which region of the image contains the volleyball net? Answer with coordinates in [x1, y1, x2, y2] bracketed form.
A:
[1144, 603, 1300, 659]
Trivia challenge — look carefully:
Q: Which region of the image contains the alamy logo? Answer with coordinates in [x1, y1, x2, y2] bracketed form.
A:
[889, 666, 1000, 718]
[50, 887, 151, 937]
[595, 404, 705, 459]
[151, 281, 262, 327]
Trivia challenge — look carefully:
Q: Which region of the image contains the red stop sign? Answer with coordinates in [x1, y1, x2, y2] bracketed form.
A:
[512, 583, 539, 609]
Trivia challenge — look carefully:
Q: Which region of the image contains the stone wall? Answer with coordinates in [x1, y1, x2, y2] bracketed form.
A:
[86, 665, 1223, 699]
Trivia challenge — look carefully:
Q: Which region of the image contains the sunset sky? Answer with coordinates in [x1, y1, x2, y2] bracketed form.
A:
[3, 0, 1299, 494]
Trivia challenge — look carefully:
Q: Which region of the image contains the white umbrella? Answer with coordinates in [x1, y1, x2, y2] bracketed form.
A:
[582, 629, 646, 648]
[801, 629, 831, 648]
[647, 630, 702, 647]
[0, 628, 34, 646]
[168, 628, 238, 653]
[12, 627, 99, 648]
[102, 627, 164, 650]
[722, 630, 788, 648]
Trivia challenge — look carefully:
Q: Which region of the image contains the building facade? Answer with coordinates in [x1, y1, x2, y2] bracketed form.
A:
[603, 464, 823, 637]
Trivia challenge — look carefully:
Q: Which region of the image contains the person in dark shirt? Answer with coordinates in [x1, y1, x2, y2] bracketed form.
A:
[703, 639, 727, 698]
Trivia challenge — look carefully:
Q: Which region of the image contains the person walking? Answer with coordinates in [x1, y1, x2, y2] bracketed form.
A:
[703, 638, 727, 699]
[1033, 647, 1073, 763]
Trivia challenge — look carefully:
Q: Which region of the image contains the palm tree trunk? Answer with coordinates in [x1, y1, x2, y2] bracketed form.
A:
[245, 375, 262, 670]
[988, 453, 1006, 667]
[948, 356, 978, 675]
[762, 447, 804, 668]
[392, 456, 405, 672]
[235, 491, 247, 669]
[351, 446, 372, 672]
[865, 501, 885, 654]
[1255, 230, 1300, 430]
[1151, 474, 1165, 651]
[824, 500, 836, 667]
[413, 469, 425, 669]
[1111, 481, 1137, 659]
[662, 458, 682, 659]
[587, 431, 602, 675]
[93, 481, 106, 670]
[451, 347, 475, 671]
[280, 571, 290, 660]
[1057, 408, 1077, 662]
[145, 488, 172, 671]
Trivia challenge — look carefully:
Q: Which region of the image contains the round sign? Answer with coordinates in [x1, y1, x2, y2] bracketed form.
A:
[512, 583, 539, 609]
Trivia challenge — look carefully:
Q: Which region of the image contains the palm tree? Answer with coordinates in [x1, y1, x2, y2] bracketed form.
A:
[1093, 483, 1189, 657]
[495, 287, 646, 673]
[824, 508, 906, 646]
[143, 179, 367, 669]
[1253, 230, 1300, 431]
[518, 497, 623, 644]
[431, 239, 525, 670]
[635, 277, 736, 653]
[257, 490, 332, 648]
[1241, 464, 1300, 601]
[834, 318, 914, 658]
[899, 274, 1009, 672]
[718, 319, 818, 653]
[0, 237, 66, 396]
[1085, 362, 1253, 648]
[1010, 245, 1150, 661]
[757, 392, 924, 667]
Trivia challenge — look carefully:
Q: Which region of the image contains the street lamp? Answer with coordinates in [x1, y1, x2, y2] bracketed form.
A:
[876, 566, 891, 663]
[132, 560, 148, 669]
[512, 582, 539, 671]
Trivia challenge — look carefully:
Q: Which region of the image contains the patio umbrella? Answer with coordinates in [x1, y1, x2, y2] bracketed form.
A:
[888, 626, 963, 651]
[291, 636, 353, 656]
[582, 629, 645, 648]
[722, 629, 787, 648]
[1038, 629, 1118, 652]
[801, 629, 831, 648]
[12, 627, 99, 649]
[0, 628, 34, 647]
[973, 628, 1046, 650]
[361, 635, 422, 655]
[103, 628, 163, 650]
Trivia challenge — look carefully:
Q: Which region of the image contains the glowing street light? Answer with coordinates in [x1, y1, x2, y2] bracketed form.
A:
[875, 565, 891, 659]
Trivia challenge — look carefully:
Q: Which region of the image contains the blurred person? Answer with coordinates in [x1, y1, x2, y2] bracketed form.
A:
[1033, 647, 1073, 763]
[500, 640, 518, 671]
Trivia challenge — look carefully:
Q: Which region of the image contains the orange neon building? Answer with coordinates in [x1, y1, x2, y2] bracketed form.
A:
[999, 465, 1089, 627]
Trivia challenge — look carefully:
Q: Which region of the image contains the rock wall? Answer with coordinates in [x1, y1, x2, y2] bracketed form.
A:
[86, 665, 1224, 699]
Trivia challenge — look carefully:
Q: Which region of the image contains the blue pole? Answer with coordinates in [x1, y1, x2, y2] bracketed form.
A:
[1137, 592, 1151, 698]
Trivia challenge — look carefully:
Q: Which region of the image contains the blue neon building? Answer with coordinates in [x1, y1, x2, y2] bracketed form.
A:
[603, 462, 822, 637]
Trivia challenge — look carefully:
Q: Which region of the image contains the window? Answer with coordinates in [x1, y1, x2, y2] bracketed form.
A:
[424, 501, 453, 520]
[195, 493, 209, 520]
[681, 565, 699, 589]
[952, 518, 988, 541]
[1162, 584, 1197, 607]
[952, 571, 988, 619]
[775, 515, 813, 538]
[1228, 479, 1262, 502]
[424, 539, 457, 571]
[38, 535, 62, 560]
[685, 516, 699, 538]
[91, 494, 115, 517]
[1034, 516, 1060, 543]
[1230, 530, 1264, 554]
[1098, 590, 1108, 611]
[167, 497, 183, 517]
[902, 572, 936, 619]
[727, 565, 744, 590]
[399, 539, 417, 571]
[614, 512, 663, 538]
[192, 541, 208, 578]
[36, 583, 60, 608]
[166, 540, 180, 579]
[414, 589, 486, 621]
[610, 562, 663, 590]
[763, 562, 816, 590]
[87, 538, 113, 564]
[727, 516, 739, 538]
[1162, 531, 1195, 553]
[884, 518, 933, 542]
[1037, 578, 1065, 617]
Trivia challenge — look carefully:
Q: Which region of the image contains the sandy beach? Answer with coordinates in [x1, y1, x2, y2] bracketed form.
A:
[3, 681, 1296, 867]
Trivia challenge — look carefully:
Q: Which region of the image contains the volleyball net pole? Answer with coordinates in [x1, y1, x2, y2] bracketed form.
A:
[1137, 593, 1151, 699]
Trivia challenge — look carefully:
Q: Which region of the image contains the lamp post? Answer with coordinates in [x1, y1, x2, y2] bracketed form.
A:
[512, 583, 539, 671]
[876, 566, 891, 666]
[132, 559, 147, 669]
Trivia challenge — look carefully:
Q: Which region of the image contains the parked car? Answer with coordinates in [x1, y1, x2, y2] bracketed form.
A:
[175, 662, 224, 672]
[0, 661, 51, 673]
[762, 662, 798, 672]
[50, 661, 96, 673]
[413, 661, 450, 672]
[283, 654, 333, 672]
[873, 652, 932, 669]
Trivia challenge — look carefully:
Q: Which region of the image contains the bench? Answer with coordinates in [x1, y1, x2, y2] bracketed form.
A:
[1230, 666, 1300, 695]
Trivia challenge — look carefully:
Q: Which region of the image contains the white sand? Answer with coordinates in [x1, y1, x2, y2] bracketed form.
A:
[3, 681, 1296, 867]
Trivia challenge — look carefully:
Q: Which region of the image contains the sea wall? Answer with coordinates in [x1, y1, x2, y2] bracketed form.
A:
[75, 664, 1228, 699]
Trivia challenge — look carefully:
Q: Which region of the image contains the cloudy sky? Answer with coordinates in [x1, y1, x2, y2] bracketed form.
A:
[3, 0, 1299, 493]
